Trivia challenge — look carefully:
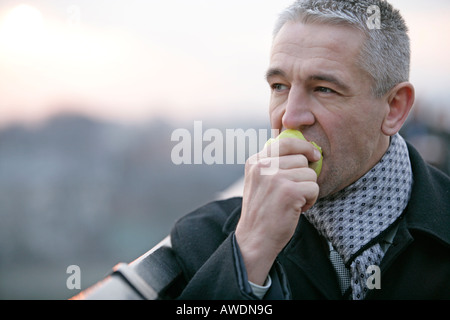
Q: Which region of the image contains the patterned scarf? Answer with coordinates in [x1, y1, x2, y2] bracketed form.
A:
[304, 134, 413, 299]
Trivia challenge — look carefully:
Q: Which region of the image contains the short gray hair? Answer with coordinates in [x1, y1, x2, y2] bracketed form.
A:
[273, 0, 410, 97]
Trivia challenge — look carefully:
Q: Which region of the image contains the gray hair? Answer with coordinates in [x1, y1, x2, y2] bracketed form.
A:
[273, 0, 410, 97]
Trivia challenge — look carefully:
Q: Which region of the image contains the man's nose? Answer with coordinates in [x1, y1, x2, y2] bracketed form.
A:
[282, 86, 315, 130]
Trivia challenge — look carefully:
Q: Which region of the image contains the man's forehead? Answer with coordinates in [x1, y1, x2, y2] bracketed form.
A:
[268, 22, 365, 82]
[271, 21, 364, 58]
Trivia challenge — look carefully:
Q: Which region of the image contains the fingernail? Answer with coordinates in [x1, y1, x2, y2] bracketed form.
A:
[314, 148, 321, 161]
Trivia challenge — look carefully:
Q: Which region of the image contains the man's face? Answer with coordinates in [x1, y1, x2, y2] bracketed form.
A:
[267, 22, 391, 198]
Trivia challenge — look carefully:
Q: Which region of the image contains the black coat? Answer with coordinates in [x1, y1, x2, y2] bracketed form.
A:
[170, 143, 450, 299]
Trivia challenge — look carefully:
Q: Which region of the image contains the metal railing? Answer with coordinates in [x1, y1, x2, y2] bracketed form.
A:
[71, 236, 184, 300]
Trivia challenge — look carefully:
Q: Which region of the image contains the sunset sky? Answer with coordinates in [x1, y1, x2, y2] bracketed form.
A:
[0, 0, 449, 128]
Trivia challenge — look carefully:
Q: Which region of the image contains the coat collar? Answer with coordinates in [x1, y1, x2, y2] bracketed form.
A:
[403, 142, 450, 247]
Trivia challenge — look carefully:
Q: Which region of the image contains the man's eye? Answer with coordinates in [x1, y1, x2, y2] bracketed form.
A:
[272, 84, 288, 92]
[315, 87, 336, 94]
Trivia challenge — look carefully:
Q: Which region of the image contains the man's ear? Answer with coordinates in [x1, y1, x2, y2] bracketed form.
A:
[382, 82, 415, 136]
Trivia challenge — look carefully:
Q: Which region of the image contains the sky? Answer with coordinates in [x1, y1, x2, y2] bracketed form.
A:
[0, 0, 449, 128]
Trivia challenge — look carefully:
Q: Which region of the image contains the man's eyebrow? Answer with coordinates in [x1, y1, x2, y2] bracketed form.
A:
[265, 68, 287, 82]
[308, 74, 350, 92]
[265, 69, 351, 92]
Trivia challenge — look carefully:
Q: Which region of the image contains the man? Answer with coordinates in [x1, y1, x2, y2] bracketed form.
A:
[170, 0, 450, 299]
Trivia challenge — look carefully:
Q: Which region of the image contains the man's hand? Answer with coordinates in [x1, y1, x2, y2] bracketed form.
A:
[235, 137, 321, 285]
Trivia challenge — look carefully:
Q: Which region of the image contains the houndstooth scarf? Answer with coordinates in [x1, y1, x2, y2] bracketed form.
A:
[304, 133, 413, 299]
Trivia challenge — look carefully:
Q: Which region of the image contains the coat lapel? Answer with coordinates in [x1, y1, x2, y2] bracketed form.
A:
[281, 216, 342, 299]
[220, 200, 342, 299]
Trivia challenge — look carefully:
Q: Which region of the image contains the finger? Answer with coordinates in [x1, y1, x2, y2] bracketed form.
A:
[265, 138, 321, 163]
[299, 181, 320, 212]
[277, 154, 309, 170]
[293, 181, 320, 213]
[282, 167, 318, 183]
[278, 180, 319, 213]
[247, 155, 314, 177]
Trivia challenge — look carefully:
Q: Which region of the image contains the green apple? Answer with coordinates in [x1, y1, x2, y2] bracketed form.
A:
[265, 129, 323, 176]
